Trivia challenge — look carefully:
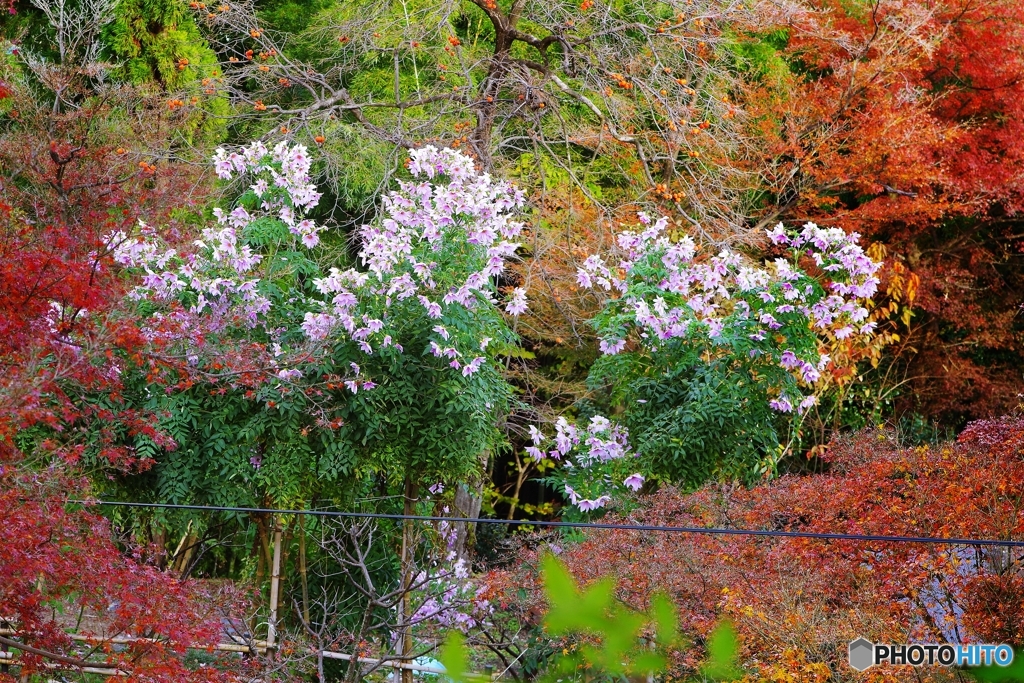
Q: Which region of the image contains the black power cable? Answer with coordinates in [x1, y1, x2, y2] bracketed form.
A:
[66, 499, 1024, 548]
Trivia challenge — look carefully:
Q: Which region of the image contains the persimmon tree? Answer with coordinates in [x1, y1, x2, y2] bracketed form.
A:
[195, 0, 769, 220]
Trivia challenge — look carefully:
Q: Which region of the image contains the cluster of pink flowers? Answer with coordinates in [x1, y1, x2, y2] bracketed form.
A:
[108, 219, 270, 333]
[110, 142, 529, 384]
[109, 141, 329, 334]
[527, 415, 644, 512]
[408, 508, 493, 634]
[105, 141, 339, 384]
[578, 215, 882, 413]
[212, 141, 324, 247]
[303, 145, 528, 372]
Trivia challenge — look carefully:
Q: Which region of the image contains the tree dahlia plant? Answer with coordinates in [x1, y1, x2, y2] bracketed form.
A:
[535, 216, 882, 510]
[300, 144, 528, 371]
[105, 141, 528, 502]
[110, 142, 527, 380]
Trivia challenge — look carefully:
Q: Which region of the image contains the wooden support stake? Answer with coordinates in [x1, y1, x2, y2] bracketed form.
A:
[298, 518, 310, 626]
[267, 517, 283, 650]
[323, 651, 445, 673]
[399, 477, 417, 683]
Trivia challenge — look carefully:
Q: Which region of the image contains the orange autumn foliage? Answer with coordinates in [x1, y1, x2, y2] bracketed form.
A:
[483, 417, 1024, 681]
[737, 0, 1024, 420]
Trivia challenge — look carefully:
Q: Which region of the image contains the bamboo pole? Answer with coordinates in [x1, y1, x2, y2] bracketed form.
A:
[322, 652, 500, 679]
[297, 517, 310, 626]
[267, 517, 283, 650]
[169, 522, 191, 573]
[0, 629, 268, 654]
[0, 618, 7, 676]
[0, 634, 127, 675]
[399, 476, 417, 683]
[0, 631, 500, 678]
[322, 651, 445, 673]
[0, 651, 126, 677]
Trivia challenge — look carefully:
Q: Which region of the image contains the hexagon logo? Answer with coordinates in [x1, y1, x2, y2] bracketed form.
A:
[849, 637, 875, 671]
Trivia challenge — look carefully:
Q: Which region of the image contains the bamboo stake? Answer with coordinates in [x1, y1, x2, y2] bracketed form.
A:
[169, 521, 192, 573]
[0, 629, 268, 653]
[0, 618, 7, 676]
[267, 517, 283, 650]
[0, 631, 503, 678]
[400, 476, 417, 683]
[251, 513, 270, 640]
[0, 652, 127, 677]
[297, 517, 310, 626]
[322, 652, 501, 679]
[322, 651, 445, 673]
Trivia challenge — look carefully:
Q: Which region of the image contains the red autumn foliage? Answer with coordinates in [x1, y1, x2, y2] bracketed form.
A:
[0, 98, 204, 348]
[742, 0, 1024, 420]
[0, 89, 212, 467]
[0, 198, 171, 467]
[0, 88, 258, 681]
[483, 417, 1024, 681]
[0, 469, 248, 681]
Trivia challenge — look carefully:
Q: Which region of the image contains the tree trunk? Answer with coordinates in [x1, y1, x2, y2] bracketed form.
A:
[471, 0, 527, 168]
[452, 450, 489, 562]
[453, 481, 483, 562]
[506, 450, 528, 520]
[151, 526, 167, 569]
[254, 515, 271, 586]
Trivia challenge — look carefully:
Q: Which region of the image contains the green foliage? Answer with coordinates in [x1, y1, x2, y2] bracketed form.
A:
[85, 143, 520, 533]
[439, 554, 742, 683]
[101, 0, 228, 141]
[2, 0, 226, 143]
[722, 29, 791, 84]
[104, 0, 203, 88]
[439, 631, 476, 683]
[590, 355, 784, 487]
[577, 221, 880, 492]
[700, 622, 743, 681]
[100, 312, 512, 513]
[508, 152, 613, 200]
[314, 123, 398, 212]
[891, 411, 957, 448]
[968, 653, 1024, 683]
[256, 0, 333, 34]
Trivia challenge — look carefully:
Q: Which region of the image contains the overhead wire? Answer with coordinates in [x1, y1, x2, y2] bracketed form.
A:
[66, 499, 1024, 548]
